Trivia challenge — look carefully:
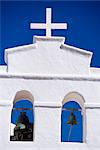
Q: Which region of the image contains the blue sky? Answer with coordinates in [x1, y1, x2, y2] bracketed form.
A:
[11, 99, 82, 142]
[1, 1, 100, 67]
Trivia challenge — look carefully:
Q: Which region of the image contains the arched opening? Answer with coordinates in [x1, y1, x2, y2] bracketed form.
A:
[61, 92, 86, 143]
[10, 90, 34, 141]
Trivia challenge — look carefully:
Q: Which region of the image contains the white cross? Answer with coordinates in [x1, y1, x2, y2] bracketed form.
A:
[30, 8, 67, 37]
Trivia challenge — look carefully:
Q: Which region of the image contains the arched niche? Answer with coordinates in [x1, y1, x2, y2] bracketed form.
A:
[10, 90, 34, 141]
[61, 91, 86, 143]
[62, 91, 85, 109]
[13, 90, 34, 104]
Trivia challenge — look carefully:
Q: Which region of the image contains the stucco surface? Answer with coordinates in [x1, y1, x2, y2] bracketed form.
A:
[5, 36, 92, 75]
[0, 106, 100, 150]
[0, 36, 100, 150]
[0, 78, 100, 104]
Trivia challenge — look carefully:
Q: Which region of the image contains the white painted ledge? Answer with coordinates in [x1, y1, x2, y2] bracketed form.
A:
[85, 103, 100, 109]
[34, 102, 100, 108]
[34, 101, 61, 108]
[0, 73, 100, 81]
[0, 100, 100, 109]
[0, 65, 7, 73]
[90, 67, 100, 75]
[0, 100, 12, 106]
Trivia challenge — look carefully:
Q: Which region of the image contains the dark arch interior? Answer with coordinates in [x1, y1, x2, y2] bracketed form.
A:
[10, 99, 34, 141]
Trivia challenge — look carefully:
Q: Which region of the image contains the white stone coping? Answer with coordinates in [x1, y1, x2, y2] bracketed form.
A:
[84, 103, 100, 109]
[4, 35, 93, 65]
[0, 65, 7, 72]
[35, 102, 100, 109]
[90, 67, 100, 75]
[0, 100, 100, 109]
[0, 100, 12, 106]
[0, 73, 100, 81]
[61, 44, 93, 56]
[34, 102, 61, 108]
[4, 43, 36, 64]
[33, 35, 65, 43]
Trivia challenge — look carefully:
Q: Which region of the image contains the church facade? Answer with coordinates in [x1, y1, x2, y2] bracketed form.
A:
[0, 35, 100, 150]
[0, 8, 100, 150]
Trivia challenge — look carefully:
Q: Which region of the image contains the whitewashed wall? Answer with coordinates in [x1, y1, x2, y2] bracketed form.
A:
[0, 36, 100, 150]
[0, 77, 100, 104]
[5, 36, 92, 75]
[0, 77, 100, 150]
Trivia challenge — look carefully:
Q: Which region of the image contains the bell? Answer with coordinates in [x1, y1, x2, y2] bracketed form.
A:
[16, 112, 29, 126]
[12, 112, 33, 141]
[67, 112, 78, 125]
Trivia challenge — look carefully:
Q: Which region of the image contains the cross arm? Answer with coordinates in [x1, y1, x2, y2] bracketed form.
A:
[30, 23, 46, 29]
[51, 23, 67, 29]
